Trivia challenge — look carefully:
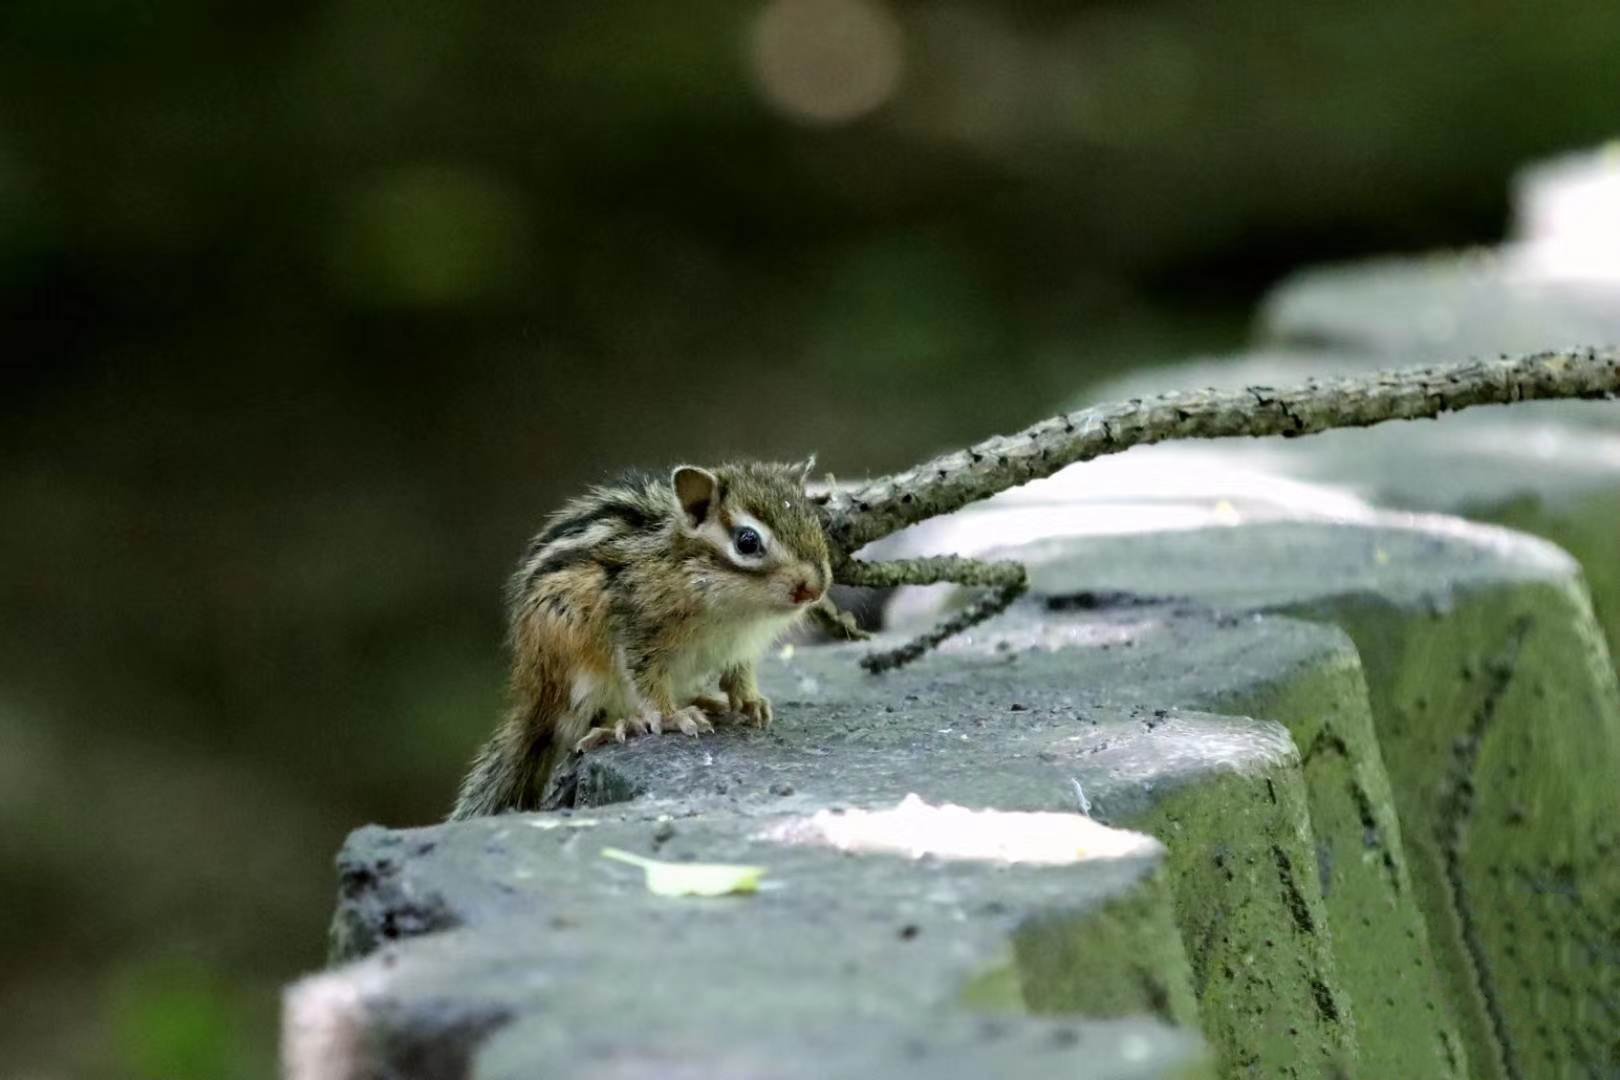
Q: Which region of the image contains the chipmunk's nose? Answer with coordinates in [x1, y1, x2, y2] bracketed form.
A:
[791, 575, 823, 606]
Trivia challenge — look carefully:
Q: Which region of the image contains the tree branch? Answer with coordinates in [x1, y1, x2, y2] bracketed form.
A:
[818, 345, 1620, 557]
[835, 557, 1028, 672]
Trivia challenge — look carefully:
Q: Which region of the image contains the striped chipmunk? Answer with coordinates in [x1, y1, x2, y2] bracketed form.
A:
[450, 460, 841, 819]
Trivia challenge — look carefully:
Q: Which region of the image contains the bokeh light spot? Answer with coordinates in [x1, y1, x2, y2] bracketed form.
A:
[748, 0, 904, 126]
[1513, 142, 1620, 282]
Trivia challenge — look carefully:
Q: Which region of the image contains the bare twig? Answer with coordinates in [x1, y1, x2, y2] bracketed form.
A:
[818, 345, 1619, 671]
[807, 596, 871, 642]
[818, 345, 1620, 557]
[837, 556, 1028, 590]
[836, 558, 1027, 673]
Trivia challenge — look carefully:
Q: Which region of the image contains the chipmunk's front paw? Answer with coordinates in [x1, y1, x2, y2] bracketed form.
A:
[686, 694, 730, 716]
[728, 691, 773, 729]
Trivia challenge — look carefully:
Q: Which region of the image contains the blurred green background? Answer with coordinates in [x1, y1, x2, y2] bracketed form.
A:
[2, 1, 1618, 1075]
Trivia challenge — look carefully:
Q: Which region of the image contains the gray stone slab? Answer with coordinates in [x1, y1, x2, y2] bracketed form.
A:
[558, 626, 1365, 1077]
[1009, 517, 1620, 1079]
[563, 663, 1291, 829]
[1257, 252, 1620, 366]
[299, 810, 1210, 1079]
[941, 603, 1464, 1080]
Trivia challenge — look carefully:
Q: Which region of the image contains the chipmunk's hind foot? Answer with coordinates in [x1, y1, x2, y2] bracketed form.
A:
[663, 704, 714, 737]
[574, 713, 654, 751]
[727, 692, 772, 729]
[573, 703, 715, 749]
[685, 692, 767, 729]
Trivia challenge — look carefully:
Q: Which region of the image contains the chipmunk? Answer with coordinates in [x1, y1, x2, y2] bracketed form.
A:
[449, 461, 836, 819]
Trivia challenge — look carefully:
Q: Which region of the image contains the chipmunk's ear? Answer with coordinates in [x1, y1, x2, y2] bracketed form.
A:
[795, 454, 817, 486]
[672, 466, 719, 526]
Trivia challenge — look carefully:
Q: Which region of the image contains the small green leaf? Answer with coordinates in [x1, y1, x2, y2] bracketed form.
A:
[601, 847, 765, 897]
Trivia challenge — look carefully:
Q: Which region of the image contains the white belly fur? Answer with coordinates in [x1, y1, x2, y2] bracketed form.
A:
[669, 611, 800, 699]
[573, 613, 799, 722]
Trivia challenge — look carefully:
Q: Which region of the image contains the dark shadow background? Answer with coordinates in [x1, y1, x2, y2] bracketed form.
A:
[2, 1, 1617, 1075]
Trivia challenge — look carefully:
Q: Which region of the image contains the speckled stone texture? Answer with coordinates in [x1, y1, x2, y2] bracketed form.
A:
[294, 520, 1619, 1078]
[302, 588, 1488, 1078]
[563, 603, 1461, 1078]
[297, 809, 1212, 1080]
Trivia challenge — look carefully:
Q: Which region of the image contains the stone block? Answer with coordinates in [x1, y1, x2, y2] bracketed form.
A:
[299, 808, 1209, 1079]
[561, 618, 1383, 1076]
[1010, 517, 1620, 1078]
[1259, 252, 1620, 370]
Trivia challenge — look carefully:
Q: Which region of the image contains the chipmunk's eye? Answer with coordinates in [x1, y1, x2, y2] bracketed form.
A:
[732, 526, 764, 557]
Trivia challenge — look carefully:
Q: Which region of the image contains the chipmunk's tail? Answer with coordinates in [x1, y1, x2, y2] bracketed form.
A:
[447, 703, 561, 821]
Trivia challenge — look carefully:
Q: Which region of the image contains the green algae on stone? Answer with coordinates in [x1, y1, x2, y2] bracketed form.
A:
[1323, 579, 1620, 1080]
[1093, 740, 1355, 1078]
[1479, 489, 1620, 686]
[1192, 640, 1467, 1078]
[1018, 518, 1620, 1078]
[1012, 866, 1200, 1028]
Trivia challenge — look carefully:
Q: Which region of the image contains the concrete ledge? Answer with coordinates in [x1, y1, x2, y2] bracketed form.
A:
[1248, 243, 1620, 676]
[958, 598, 1462, 1078]
[305, 512, 1619, 1077]
[1259, 251, 1620, 366]
[561, 622, 1369, 1076]
[301, 809, 1209, 1079]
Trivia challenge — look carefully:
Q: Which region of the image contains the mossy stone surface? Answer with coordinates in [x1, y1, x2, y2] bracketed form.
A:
[1017, 517, 1620, 1078]
[961, 591, 1464, 1079]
